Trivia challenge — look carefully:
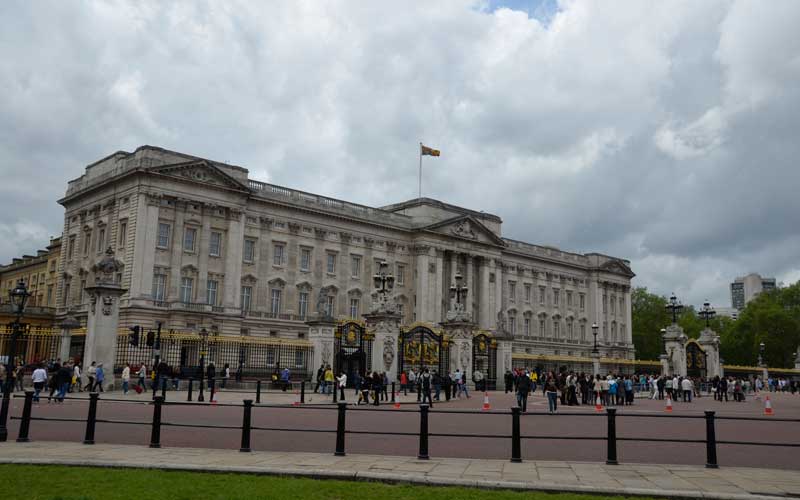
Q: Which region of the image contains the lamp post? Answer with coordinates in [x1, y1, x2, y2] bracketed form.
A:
[151, 322, 162, 400]
[198, 328, 209, 402]
[665, 293, 683, 325]
[0, 279, 31, 442]
[758, 341, 765, 367]
[590, 322, 600, 376]
[591, 323, 599, 354]
[759, 341, 768, 383]
[698, 301, 716, 329]
[660, 328, 667, 355]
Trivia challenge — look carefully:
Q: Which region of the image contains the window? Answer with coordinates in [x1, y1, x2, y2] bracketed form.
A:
[567, 321, 574, 339]
[79, 280, 86, 303]
[553, 319, 560, 338]
[566, 291, 572, 308]
[300, 248, 311, 271]
[243, 239, 256, 263]
[553, 289, 560, 306]
[96, 228, 105, 252]
[157, 223, 170, 249]
[83, 230, 92, 254]
[579, 293, 585, 311]
[209, 232, 222, 257]
[509, 281, 516, 302]
[351, 255, 361, 278]
[46, 286, 53, 305]
[67, 236, 76, 260]
[619, 296, 625, 313]
[538, 286, 545, 305]
[241, 286, 252, 312]
[298, 291, 309, 319]
[508, 314, 516, 335]
[63, 283, 71, 306]
[603, 294, 608, 313]
[396, 264, 405, 285]
[270, 289, 282, 315]
[180, 277, 194, 303]
[539, 319, 546, 336]
[621, 324, 626, 340]
[184, 227, 197, 252]
[524, 317, 531, 336]
[118, 221, 127, 247]
[152, 274, 167, 301]
[325, 296, 335, 317]
[272, 243, 285, 266]
[206, 280, 218, 305]
[603, 321, 608, 340]
[397, 303, 404, 318]
[349, 298, 359, 318]
[525, 284, 532, 303]
[610, 295, 616, 314]
[326, 253, 336, 274]
[580, 324, 586, 341]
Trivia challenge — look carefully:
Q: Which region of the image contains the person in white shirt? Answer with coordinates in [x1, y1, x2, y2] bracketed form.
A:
[681, 377, 693, 402]
[73, 364, 82, 392]
[336, 372, 347, 401]
[31, 364, 48, 402]
[121, 364, 131, 395]
[137, 364, 147, 389]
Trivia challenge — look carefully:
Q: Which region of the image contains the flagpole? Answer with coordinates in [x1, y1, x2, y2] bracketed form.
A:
[418, 142, 423, 199]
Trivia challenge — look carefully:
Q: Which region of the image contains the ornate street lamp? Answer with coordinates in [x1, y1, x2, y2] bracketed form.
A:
[698, 300, 716, 328]
[665, 293, 683, 325]
[591, 322, 599, 354]
[0, 279, 31, 442]
[198, 328, 209, 402]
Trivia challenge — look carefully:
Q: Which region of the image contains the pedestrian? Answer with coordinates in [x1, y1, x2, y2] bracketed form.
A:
[323, 365, 334, 394]
[84, 361, 97, 392]
[14, 363, 25, 392]
[400, 371, 408, 395]
[357, 374, 371, 405]
[432, 371, 441, 401]
[121, 363, 131, 395]
[443, 371, 452, 401]
[624, 375, 634, 405]
[337, 371, 347, 401]
[315, 364, 324, 393]
[382, 372, 389, 401]
[56, 362, 72, 402]
[681, 376, 693, 402]
[31, 363, 47, 403]
[372, 371, 382, 406]
[545, 372, 559, 414]
[516, 370, 531, 412]
[137, 363, 146, 389]
[281, 366, 291, 392]
[504, 370, 514, 394]
[461, 370, 470, 399]
[420, 368, 433, 407]
[94, 363, 105, 392]
[473, 369, 484, 392]
[222, 363, 230, 389]
[73, 363, 82, 392]
[46, 361, 61, 402]
[206, 362, 216, 392]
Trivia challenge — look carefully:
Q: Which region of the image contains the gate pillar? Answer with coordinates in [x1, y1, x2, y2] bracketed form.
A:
[59, 314, 81, 362]
[364, 312, 402, 382]
[83, 248, 126, 392]
[441, 320, 474, 384]
[662, 324, 687, 377]
[698, 328, 721, 379]
[307, 318, 336, 376]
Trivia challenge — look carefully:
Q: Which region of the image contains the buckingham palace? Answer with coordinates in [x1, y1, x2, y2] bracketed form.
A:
[15, 145, 636, 386]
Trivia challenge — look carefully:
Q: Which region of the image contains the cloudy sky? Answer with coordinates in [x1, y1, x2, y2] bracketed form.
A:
[1, 0, 799, 308]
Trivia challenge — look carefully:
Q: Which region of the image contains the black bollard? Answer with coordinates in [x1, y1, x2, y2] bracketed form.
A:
[606, 408, 618, 465]
[333, 382, 338, 403]
[301, 380, 306, 404]
[705, 410, 718, 468]
[391, 382, 396, 403]
[334, 402, 347, 456]
[161, 380, 167, 401]
[256, 380, 261, 404]
[83, 393, 99, 445]
[150, 395, 164, 448]
[418, 404, 430, 460]
[240, 400, 253, 452]
[16, 391, 34, 443]
[511, 406, 521, 463]
[187, 378, 193, 402]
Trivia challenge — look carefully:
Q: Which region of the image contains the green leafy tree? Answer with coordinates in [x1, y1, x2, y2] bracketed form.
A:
[631, 287, 669, 360]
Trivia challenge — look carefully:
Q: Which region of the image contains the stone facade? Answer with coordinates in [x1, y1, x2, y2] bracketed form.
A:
[0, 237, 61, 326]
[52, 146, 635, 371]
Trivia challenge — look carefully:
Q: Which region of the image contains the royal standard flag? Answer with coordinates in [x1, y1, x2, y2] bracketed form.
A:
[420, 144, 440, 157]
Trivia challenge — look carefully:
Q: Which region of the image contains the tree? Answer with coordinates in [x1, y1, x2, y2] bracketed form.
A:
[631, 287, 669, 360]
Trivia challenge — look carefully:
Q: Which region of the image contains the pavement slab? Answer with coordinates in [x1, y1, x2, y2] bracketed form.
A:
[1, 441, 798, 499]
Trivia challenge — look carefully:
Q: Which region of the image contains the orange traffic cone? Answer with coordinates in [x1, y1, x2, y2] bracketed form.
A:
[482, 392, 491, 411]
[664, 396, 673, 412]
[393, 392, 401, 409]
[292, 388, 301, 406]
[764, 395, 774, 416]
[595, 394, 603, 413]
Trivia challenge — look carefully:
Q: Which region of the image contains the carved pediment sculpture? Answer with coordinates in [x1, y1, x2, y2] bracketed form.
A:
[91, 247, 124, 285]
[451, 220, 477, 240]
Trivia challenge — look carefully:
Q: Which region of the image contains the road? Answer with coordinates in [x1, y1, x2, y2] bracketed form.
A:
[5, 389, 799, 469]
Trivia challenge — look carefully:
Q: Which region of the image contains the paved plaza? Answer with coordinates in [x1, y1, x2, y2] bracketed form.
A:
[2, 441, 799, 499]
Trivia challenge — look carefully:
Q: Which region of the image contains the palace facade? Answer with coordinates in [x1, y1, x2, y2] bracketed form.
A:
[45, 145, 635, 376]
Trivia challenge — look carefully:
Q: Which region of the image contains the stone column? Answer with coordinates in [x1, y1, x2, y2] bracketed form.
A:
[465, 254, 474, 320]
[478, 258, 493, 329]
[129, 193, 160, 299]
[364, 312, 402, 382]
[223, 210, 245, 309]
[434, 248, 444, 323]
[83, 249, 127, 391]
[662, 324, 687, 377]
[58, 315, 81, 362]
[169, 202, 187, 299]
[494, 258, 503, 319]
[306, 317, 336, 373]
[659, 354, 669, 375]
[197, 207, 212, 304]
[698, 328, 721, 379]
[413, 245, 431, 322]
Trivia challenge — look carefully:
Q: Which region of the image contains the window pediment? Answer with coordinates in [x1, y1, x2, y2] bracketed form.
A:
[267, 277, 286, 288]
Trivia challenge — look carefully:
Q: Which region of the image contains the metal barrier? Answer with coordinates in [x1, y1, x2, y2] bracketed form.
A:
[9, 391, 800, 467]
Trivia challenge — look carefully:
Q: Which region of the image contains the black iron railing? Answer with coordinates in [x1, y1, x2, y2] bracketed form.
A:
[9, 391, 800, 467]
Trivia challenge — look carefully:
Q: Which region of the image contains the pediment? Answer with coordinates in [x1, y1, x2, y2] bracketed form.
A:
[422, 216, 505, 247]
[150, 160, 249, 191]
[599, 259, 635, 278]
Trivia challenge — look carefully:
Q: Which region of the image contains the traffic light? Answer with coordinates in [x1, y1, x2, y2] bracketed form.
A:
[146, 330, 155, 347]
[129, 326, 140, 347]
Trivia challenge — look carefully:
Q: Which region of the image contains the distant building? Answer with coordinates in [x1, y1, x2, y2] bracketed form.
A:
[0, 237, 61, 326]
[730, 273, 777, 310]
[714, 307, 739, 320]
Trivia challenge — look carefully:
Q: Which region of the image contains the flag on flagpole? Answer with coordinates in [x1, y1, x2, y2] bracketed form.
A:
[420, 144, 440, 157]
